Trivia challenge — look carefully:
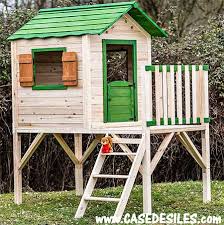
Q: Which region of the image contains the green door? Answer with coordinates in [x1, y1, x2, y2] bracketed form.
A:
[107, 81, 134, 122]
[103, 40, 138, 123]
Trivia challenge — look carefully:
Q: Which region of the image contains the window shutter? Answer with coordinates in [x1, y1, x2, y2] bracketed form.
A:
[19, 54, 34, 87]
[62, 52, 78, 86]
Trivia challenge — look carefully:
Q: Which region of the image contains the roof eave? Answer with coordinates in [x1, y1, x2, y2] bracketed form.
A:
[130, 2, 168, 38]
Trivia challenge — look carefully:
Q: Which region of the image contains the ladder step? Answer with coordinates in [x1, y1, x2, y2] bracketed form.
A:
[93, 174, 129, 179]
[101, 152, 136, 156]
[84, 196, 120, 202]
[112, 138, 141, 144]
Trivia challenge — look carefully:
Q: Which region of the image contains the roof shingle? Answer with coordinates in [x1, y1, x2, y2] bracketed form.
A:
[8, 2, 167, 40]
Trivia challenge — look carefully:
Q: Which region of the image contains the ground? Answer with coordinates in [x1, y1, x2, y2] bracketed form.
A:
[0, 181, 224, 225]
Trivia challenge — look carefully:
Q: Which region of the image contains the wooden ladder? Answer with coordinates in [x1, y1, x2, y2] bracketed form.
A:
[74, 134, 146, 222]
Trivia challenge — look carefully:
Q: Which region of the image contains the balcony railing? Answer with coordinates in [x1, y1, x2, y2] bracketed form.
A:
[144, 65, 209, 126]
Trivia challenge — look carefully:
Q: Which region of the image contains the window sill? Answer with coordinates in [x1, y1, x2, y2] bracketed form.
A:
[32, 85, 67, 90]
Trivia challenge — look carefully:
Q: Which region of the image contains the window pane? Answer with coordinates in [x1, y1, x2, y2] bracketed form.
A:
[34, 51, 63, 86]
[106, 44, 133, 83]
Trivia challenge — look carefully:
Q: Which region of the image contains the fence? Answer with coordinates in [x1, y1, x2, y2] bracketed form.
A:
[144, 65, 209, 126]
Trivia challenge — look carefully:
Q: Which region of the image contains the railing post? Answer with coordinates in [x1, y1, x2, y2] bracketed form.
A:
[141, 65, 152, 214]
[142, 65, 152, 124]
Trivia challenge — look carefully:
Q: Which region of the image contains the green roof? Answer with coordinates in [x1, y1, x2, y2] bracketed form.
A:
[8, 1, 167, 41]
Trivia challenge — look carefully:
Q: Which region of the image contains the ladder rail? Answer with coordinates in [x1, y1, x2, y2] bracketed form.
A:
[75, 135, 146, 222]
[113, 134, 146, 223]
[74, 151, 106, 218]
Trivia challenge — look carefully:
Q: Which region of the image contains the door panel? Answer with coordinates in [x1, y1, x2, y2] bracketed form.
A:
[107, 81, 134, 122]
[103, 40, 138, 123]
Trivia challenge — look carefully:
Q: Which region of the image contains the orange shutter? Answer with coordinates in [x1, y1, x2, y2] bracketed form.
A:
[62, 52, 78, 86]
[19, 54, 34, 87]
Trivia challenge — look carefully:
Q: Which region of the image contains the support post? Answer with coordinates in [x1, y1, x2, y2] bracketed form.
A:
[74, 134, 83, 196]
[202, 124, 211, 202]
[13, 132, 22, 204]
[141, 63, 152, 214]
[142, 130, 152, 214]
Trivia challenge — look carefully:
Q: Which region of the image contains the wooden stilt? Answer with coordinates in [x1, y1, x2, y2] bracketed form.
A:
[74, 134, 83, 196]
[13, 132, 22, 204]
[142, 131, 152, 214]
[202, 124, 211, 202]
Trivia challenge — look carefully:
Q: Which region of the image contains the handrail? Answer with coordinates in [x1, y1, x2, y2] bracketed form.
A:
[145, 65, 209, 126]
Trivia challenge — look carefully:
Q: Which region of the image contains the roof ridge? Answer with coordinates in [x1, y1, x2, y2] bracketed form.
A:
[39, 1, 135, 13]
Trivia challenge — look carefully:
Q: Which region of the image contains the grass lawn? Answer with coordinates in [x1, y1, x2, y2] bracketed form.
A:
[0, 181, 224, 225]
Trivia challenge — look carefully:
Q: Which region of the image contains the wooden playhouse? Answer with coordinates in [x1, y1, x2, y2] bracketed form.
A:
[9, 1, 211, 221]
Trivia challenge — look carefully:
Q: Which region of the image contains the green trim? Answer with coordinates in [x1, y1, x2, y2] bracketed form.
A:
[146, 120, 157, 126]
[204, 117, 210, 123]
[32, 47, 67, 91]
[145, 65, 209, 72]
[32, 84, 67, 90]
[102, 40, 107, 123]
[147, 117, 207, 126]
[130, 2, 168, 38]
[102, 39, 138, 123]
[32, 47, 66, 55]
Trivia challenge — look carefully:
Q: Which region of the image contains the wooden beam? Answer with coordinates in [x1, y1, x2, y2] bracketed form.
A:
[112, 138, 141, 144]
[74, 134, 83, 196]
[82, 34, 92, 129]
[53, 133, 79, 165]
[80, 135, 102, 164]
[162, 65, 168, 125]
[112, 134, 143, 175]
[18, 133, 46, 170]
[142, 130, 152, 214]
[176, 65, 183, 124]
[75, 148, 107, 218]
[13, 132, 22, 204]
[150, 124, 206, 134]
[113, 135, 146, 222]
[202, 124, 211, 202]
[177, 132, 206, 170]
[150, 132, 174, 174]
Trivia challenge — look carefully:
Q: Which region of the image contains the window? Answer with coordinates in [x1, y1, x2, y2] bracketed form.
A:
[106, 44, 133, 83]
[32, 48, 67, 90]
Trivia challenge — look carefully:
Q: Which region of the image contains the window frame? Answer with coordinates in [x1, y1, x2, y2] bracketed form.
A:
[32, 47, 67, 90]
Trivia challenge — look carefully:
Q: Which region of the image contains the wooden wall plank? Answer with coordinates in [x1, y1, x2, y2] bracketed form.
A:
[203, 69, 209, 119]
[155, 65, 163, 125]
[185, 65, 191, 124]
[19, 115, 83, 124]
[169, 65, 175, 124]
[19, 106, 83, 115]
[162, 65, 168, 125]
[82, 35, 92, 129]
[16, 36, 84, 128]
[192, 65, 197, 123]
[176, 65, 183, 124]
[197, 65, 204, 121]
